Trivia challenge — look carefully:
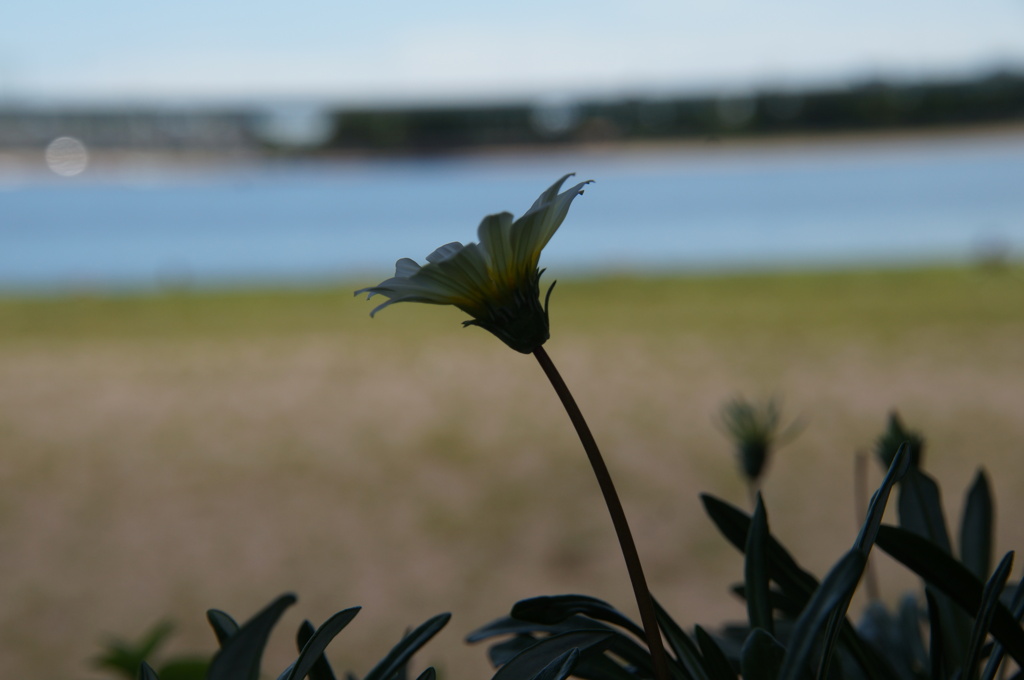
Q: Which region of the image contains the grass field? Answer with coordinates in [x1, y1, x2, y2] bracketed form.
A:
[2, 264, 1023, 679]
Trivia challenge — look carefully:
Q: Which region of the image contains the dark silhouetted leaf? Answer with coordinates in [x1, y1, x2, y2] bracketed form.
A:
[139, 661, 160, 680]
[731, 585, 804, 620]
[694, 626, 738, 680]
[855, 597, 928, 680]
[282, 608, 360, 680]
[740, 629, 785, 680]
[981, 576, 1024, 680]
[511, 595, 645, 640]
[960, 470, 994, 582]
[478, 608, 658, 680]
[467, 618, 543, 645]
[488, 635, 542, 668]
[206, 610, 240, 647]
[531, 648, 580, 680]
[745, 495, 773, 636]
[296, 620, 337, 680]
[208, 594, 297, 680]
[703, 494, 900, 680]
[653, 599, 709, 680]
[701, 494, 819, 601]
[899, 467, 970, 666]
[777, 550, 866, 680]
[491, 631, 613, 680]
[876, 525, 1024, 668]
[899, 468, 952, 554]
[962, 552, 1014, 680]
[818, 443, 909, 680]
[363, 613, 450, 680]
[925, 589, 946, 680]
[467, 614, 612, 644]
[856, 443, 911, 554]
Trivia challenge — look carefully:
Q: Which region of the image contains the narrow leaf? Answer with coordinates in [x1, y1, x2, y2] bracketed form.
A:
[603, 632, 660, 678]
[981, 574, 1024, 680]
[487, 636, 542, 668]
[207, 610, 240, 647]
[876, 525, 1024, 667]
[207, 594, 297, 680]
[898, 595, 930, 674]
[854, 442, 911, 553]
[925, 589, 946, 680]
[285, 608, 361, 680]
[296, 620, 338, 680]
[740, 629, 785, 680]
[694, 626, 738, 680]
[899, 468, 952, 554]
[701, 494, 820, 600]
[362, 613, 450, 680]
[572, 654, 639, 680]
[731, 586, 804, 620]
[138, 661, 160, 680]
[960, 470, 994, 582]
[467, 613, 642, 678]
[898, 469, 972, 668]
[818, 443, 909, 679]
[511, 595, 645, 641]
[654, 599, 710, 680]
[491, 631, 614, 680]
[776, 550, 866, 680]
[962, 552, 1014, 680]
[467, 614, 612, 644]
[744, 495, 773, 635]
[531, 648, 581, 680]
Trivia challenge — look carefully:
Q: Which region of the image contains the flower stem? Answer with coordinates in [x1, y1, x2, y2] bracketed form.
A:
[533, 346, 671, 680]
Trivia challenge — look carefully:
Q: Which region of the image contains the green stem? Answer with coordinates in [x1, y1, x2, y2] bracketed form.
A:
[533, 346, 671, 680]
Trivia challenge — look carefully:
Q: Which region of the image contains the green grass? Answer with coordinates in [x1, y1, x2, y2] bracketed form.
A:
[556, 264, 1024, 335]
[3, 263, 1020, 343]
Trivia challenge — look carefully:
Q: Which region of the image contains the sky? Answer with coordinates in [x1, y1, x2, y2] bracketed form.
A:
[2, 1, 1023, 106]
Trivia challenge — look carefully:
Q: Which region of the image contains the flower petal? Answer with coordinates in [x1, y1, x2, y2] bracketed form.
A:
[426, 242, 465, 263]
[527, 173, 576, 213]
[395, 257, 422, 277]
[476, 212, 515, 286]
[411, 246, 493, 307]
[430, 243, 497, 313]
[444, 242, 493, 294]
[511, 178, 593, 271]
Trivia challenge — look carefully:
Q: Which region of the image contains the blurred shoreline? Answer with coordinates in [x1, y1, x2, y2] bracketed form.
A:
[3, 121, 1024, 179]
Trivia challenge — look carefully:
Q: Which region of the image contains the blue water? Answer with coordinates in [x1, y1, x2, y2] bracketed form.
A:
[2, 133, 1023, 292]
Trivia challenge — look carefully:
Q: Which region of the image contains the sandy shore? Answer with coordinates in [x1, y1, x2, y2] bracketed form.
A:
[3, 122, 1024, 180]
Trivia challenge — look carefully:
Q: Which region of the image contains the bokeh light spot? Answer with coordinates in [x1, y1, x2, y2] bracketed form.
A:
[45, 136, 89, 176]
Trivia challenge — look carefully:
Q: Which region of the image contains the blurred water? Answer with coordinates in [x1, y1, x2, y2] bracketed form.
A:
[2, 133, 1023, 292]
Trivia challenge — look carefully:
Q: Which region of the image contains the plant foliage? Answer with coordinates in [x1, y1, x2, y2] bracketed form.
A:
[470, 416, 1024, 680]
[118, 594, 448, 680]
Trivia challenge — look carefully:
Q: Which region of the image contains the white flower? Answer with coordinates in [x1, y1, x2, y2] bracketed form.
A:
[356, 174, 593, 353]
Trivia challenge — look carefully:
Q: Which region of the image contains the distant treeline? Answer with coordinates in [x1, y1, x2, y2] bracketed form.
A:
[4, 70, 1022, 155]
[322, 70, 1024, 154]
